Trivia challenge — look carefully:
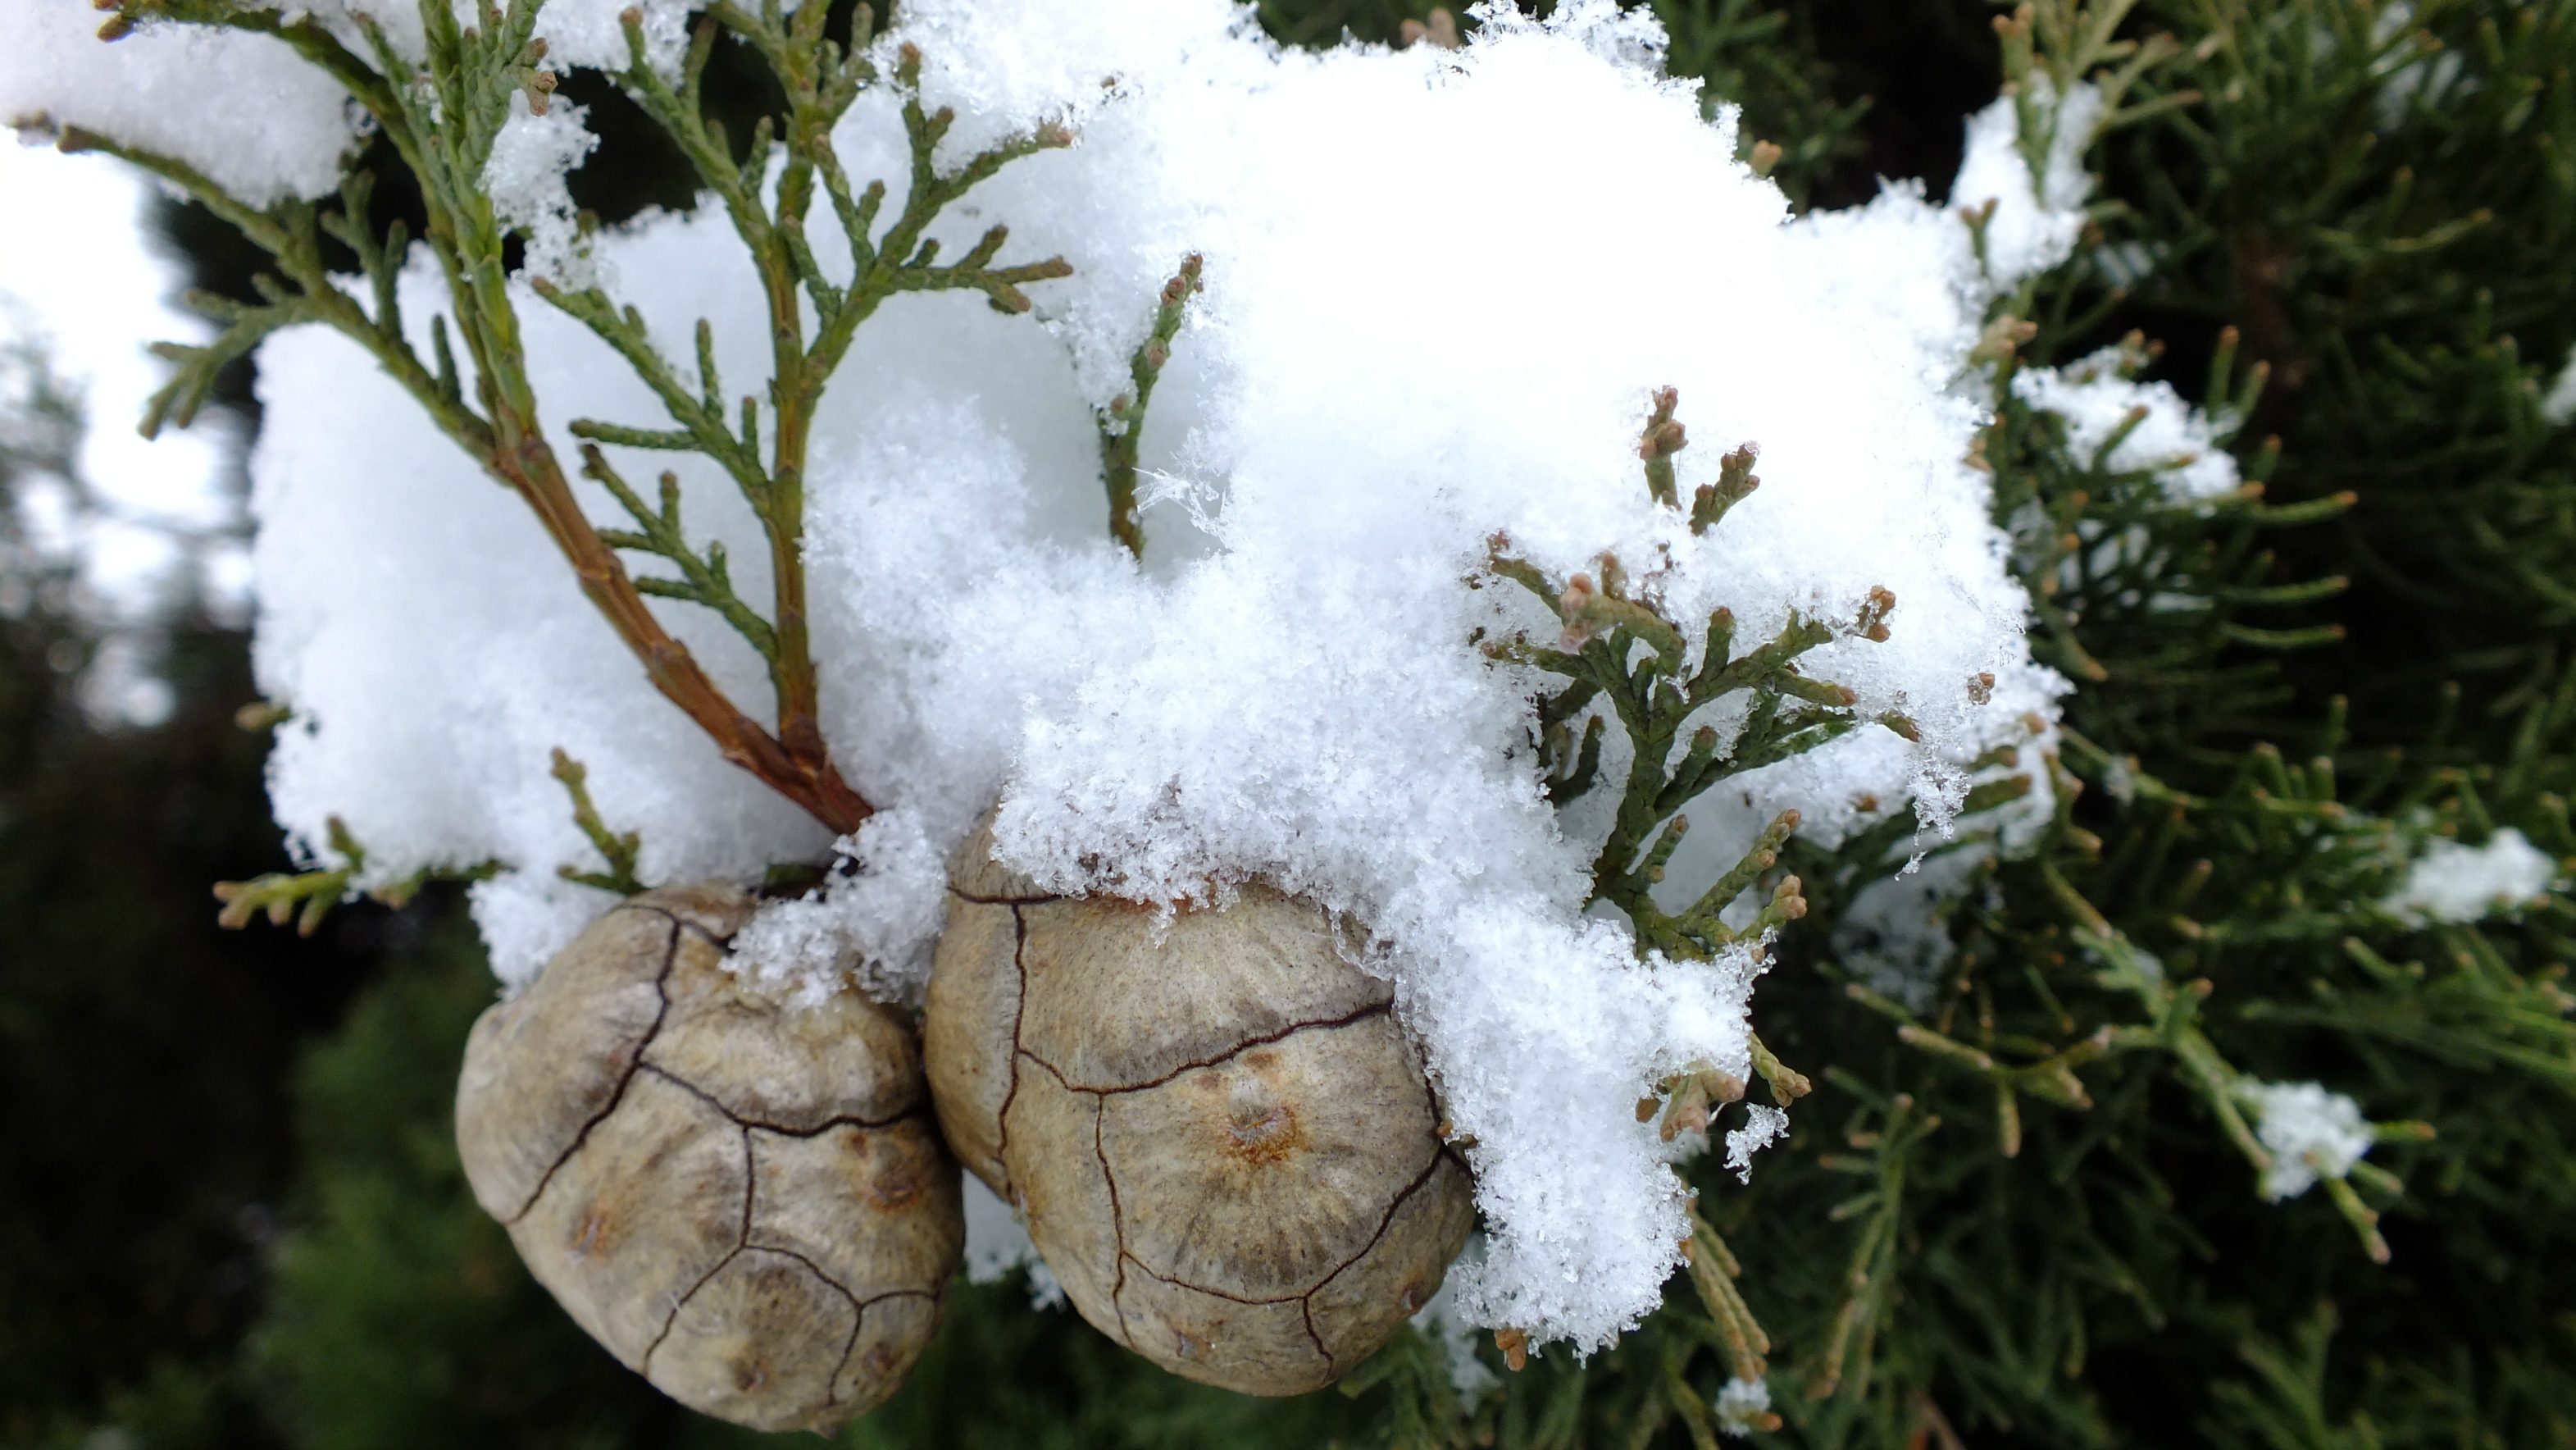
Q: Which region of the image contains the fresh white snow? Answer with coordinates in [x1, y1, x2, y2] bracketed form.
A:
[2243, 1080, 2374, 1201]
[2385, 826, 2558, 926]
[14, 0, 2119, 1349]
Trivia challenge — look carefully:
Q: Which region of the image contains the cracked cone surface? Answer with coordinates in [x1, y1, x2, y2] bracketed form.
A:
[454, 883, 961, 1434]
[925, 819, 1475, 1395]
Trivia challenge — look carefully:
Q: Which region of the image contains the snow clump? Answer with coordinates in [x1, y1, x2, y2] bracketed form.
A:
[1724, 1103, 1791, 1184]
[1, 0, 359, 205]
[64, 0, 2105, 1347]
[2242, 1080, 2374, 1201]
[1949, 81, 2105, 290]
[726, 807, 950, 1008]
[480, 95, 603, 290]
[2385, 826, 2558, 926]
[1714, 1375, 1774, 1436]
[2016, 343, 2244, 503]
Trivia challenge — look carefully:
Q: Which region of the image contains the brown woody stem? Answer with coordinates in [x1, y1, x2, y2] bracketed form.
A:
[491, 421, 872, 833]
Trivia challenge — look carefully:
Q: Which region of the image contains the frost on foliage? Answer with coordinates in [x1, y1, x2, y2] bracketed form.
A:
[730, 808, 949, 1007]
[481, 96, 601, 290]
[237, 0, 2073, 1347]
[1723, 1103, 1790, 1184]
[1714, 1375, 1774, 1438]
[2017, 344, 2244, 503]
[2384, 827, 2557, 926]
[0, 0, 358, 205]
[1949, 81, 2105, 290]
[2243, 1080, 2373, 1201]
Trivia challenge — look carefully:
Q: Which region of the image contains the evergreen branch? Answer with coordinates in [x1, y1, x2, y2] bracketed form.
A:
[1097, 254, 1204, 558]
[2038, 857, 2420, 1257]
[1679, 809, 1802, 936]
[1691, 444, 1761, 536]
[1484, 544, 1554, 603]
[1492, 389, 1905, 961]
[212, 817, 495, 933]
[1994, 0, 2188, 182]
[1803, 1081, 1934, 1404]
[798, 42, 1076, 373]
[93, 0, 406, 127]
[536, 290, 767, 493]
[1682, 1201, 1775, 1393]
[1640, 385, 1686, 508]
[316, 171, 412, 356]
[576, 11, 1076, 795]
[115, 0, 858, 839]
[2215, 620, 2347, 650]
[567, 421, 701, 452]
[142, 293, 305, 437]
[576, 445, 780, 660]
[49, 130, 484, 457]
[1844, 979, 2112, 1153]
[213, 817, 366, 937]
[1748, 1032, 1814, 1103]
[549, 748, 646, 895]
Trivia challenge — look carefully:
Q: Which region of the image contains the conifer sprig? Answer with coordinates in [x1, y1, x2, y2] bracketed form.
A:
[1096, 253, 1205, 559]
[1992, 0, 2194, 185]
[1797, 1077, 1936, 1408]
[548, 747, 646, 895]
[86, 0, 1077, 838]
[210, 815, 370, 937]
[211, 816, 490, 934]
[1490, 389, 1914, 962]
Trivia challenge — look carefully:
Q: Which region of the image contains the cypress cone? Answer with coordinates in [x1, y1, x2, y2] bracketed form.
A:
[454, 883, 960, 1433]
[925, 816, 1476, 1395]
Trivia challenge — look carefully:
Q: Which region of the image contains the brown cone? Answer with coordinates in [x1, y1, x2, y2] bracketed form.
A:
[456, 882, 961, 1434]
[923, 819, 1475, 1395]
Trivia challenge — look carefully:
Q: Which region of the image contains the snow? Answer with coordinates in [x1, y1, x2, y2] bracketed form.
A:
[727, 807, 949, 1008]
[1949, 81, 2104, 292]
[481, 95, 602, 290]
[2542, 350, 2576, 427]
[465, 872, 617, 989]
[1411, 1274, 1500, 1397]
[1714, 1375, 1773, 1436]
[2385, 827, 2558, 926]
[962, 1174, 1064, 1308]
[69, 0, 2100, 1348]
[2242, 1080, 2373, 1201]
[1, 0, 357, 207]
[515, 0, 696, 74]
[1723, 1103, 1790, 1183]
[2016, 344, 2244, 502]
